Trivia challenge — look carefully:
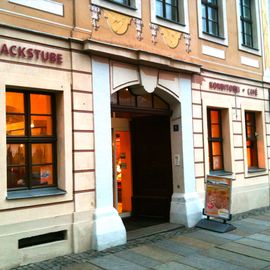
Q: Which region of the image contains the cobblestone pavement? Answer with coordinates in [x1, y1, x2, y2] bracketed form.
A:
[12, 209, 270, 270]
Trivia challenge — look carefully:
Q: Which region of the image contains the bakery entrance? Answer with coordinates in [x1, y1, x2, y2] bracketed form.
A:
[111, 89, 173, 224]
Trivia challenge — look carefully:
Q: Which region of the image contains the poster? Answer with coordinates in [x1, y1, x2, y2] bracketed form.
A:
[204, 175, 232, 220]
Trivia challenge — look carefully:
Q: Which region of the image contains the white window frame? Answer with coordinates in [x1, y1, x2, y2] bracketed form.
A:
[236, 0, 262, 55]
[8, 0, 64, 16]
[150, 0, 189, 33]
[91, 0, 142, 18]
[197, 0, 228, 46]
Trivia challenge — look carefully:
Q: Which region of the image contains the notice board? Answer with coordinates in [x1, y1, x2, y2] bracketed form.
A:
[204, 175, 232, 220]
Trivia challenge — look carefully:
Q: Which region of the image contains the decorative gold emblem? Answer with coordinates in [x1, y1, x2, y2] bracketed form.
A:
[160, 27, 181, 49]
[104, 11, 132, 35]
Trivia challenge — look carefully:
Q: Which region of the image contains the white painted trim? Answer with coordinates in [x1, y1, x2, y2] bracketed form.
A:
[191, 56, 262, 76]
[197, 0, 228, 46]
[235, 0, 262, 55]
[202, 45, 225, 59]
[241, 56, 260, 68]
[150, 0, 189, 33]
[92, 57, 126, 250]
[91, 0, 142, 18]
[9, 0, 64, 16]
[0, 8, 72, 30]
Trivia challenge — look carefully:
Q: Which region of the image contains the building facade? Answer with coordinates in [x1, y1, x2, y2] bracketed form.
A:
[0, 0, 270, 269]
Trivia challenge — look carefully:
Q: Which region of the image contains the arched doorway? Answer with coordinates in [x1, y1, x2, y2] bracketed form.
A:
[111, 88, 173, 222]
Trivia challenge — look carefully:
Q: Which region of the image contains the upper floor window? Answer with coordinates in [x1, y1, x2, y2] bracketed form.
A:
[91, 0, 141, 18]
[109, 0, 134, 8]
[202, 0, 219, 36]
[236, 0, 261, 54]
[156, 0, 179, 23]
[151, 0, 189, 33]
[240, 0, 253, 48]
[245, 111, 258, 168]
[6, 90, 57, 191]
[207, 108, 224, 171]
[197, 0, 228, 45]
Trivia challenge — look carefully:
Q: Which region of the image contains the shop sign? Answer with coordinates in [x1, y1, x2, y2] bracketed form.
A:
[204, 175, 232, 220]
[0, 43, 63, 65]
[209, 81, 258, 97]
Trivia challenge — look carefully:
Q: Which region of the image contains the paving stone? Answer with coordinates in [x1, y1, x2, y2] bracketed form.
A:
[172, 235, 215, 250]
[200, 247, 270, 269]
[253, 215, 270, 221]
[243, 218, 270, 227]
[249, 233, 270, 243]
[61, 262, 103, 270]
[231, 221, 268, 234]
[89, 254, 147, 270]
[132, 244, 184, 263]
[218, 242, 270, 261]
[184, 230, 230, 245]
[236, 238, 270, 251]
[193, 229, 243, 241]
[175, 254, 247, 270]
[153, 239, 199, 256]
[153, 261, 197, 270]
[114, 249, 160, 268]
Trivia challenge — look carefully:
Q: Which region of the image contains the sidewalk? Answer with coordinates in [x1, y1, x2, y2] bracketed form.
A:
[12, 209, 270, 270]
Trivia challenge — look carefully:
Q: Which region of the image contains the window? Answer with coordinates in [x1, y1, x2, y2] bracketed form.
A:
[151, 0, 189, 33]
[236, 0, 261, 54]
[156, 0, 179, 22]
[197, 0, 228, 45]
[109, 0, 132, 7]
[240, 0, 253, 48]
[91, 0, 141, 18]
[6, 90, 56, 190]
[207, 108, 224, 171]
[202, 0, 219, 36]
[245, 111, 258, 168]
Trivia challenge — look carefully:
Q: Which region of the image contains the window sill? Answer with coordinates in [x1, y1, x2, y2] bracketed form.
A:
[209, 170, 233, 177]
[105, 0, 136, 10]
[248, 168, 266, 174]
[7, 187, 66, 200]
[156, 16, 185, 27]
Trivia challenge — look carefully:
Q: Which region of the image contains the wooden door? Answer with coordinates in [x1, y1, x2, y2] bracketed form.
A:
[131, 116, 173, 220]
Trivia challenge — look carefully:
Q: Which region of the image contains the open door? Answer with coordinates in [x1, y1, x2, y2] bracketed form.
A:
[131, 115, 173, 220]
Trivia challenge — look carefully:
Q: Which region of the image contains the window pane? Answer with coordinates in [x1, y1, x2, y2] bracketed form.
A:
[119, 90, 136, 106]
[202, 18, 207, 32]
[7, 144, 25, 165]
[137, 95, 152, 108]
[211, 124, 221, 137]
[208, 7, 217, 21]
[30, 94, 51, 114]
[243, 6, 251, 19]
[31, 116, 52, 136]
[209, 21, 218, 35]
[6, 115, 25, 136]
[32, 165, 53, 186]
[210, 110, 219, 124]
[6, 92, 24, 113]
[212, 156, 223, 170]
[111, 93, 117, 104]
[32, 143, 53, 164]
[7, 166, 26, 189]
[156, 0, 163, 16]
[212, 142, 222, 155]
[202, 5, 206, 18]
[153, 95, 168, 109]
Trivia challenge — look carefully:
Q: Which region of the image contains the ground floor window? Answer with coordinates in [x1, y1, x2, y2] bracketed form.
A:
[245, 111, 258, 168]
[6, 90, 57, 190]
[207, 108, 224, 171]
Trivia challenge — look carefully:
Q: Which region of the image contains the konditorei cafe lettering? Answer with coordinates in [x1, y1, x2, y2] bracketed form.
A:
[0, 43, 63, 64]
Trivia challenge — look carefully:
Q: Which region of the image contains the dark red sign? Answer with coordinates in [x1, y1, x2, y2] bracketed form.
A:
[0, 43, 63, 65]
